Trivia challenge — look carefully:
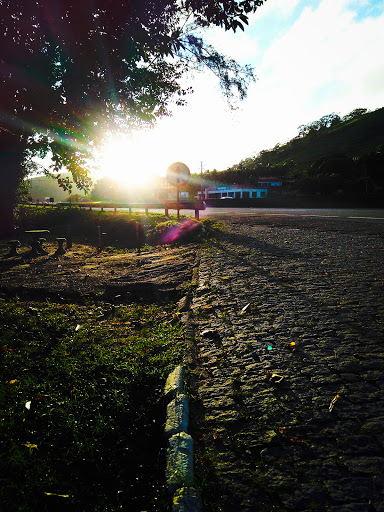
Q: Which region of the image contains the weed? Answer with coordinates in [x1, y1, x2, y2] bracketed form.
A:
[194, 447, 224, 512]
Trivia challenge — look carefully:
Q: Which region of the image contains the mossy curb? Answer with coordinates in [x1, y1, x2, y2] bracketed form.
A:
[164, 366, 202, 512]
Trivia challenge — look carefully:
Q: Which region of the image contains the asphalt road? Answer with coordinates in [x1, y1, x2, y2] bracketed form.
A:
[200, 207, 384, 221]
[199, 207, 384, 236]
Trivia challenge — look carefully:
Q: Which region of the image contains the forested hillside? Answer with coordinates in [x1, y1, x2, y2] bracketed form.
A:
[196, 107, 384, 201]
[26, 173, 86, 202]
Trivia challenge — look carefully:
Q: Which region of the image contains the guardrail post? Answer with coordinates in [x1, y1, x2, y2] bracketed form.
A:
[66, 224, 72, 249]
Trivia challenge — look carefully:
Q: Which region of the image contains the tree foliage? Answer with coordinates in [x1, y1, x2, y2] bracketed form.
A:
[0, 0, 265, 236]
[297, 113, 341, 138]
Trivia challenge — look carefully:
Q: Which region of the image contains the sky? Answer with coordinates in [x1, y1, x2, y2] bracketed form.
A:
[98, 0, 384, 185]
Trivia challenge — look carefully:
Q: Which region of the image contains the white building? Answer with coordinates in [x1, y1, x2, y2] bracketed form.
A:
[198, 185, 268, 200]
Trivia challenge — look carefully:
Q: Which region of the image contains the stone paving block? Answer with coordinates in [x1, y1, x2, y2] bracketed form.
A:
[326, 504, 373, 512]
[345, 456, 384, 475]
[324, 477, 374, 503]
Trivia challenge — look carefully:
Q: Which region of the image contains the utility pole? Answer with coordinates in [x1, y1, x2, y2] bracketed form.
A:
[200, 161, 203, 200]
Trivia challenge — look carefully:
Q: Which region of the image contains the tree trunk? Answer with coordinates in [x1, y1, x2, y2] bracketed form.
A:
[0, 131, 25, 238]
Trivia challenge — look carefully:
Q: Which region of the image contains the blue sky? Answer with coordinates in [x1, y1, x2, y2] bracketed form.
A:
[98, 0, 384, 184]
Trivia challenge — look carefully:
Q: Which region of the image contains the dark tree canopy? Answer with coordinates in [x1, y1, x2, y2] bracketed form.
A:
[0, 0, 265, 235]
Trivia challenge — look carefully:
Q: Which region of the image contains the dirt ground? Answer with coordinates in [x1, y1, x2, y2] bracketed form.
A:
[0, 240, 199, 304]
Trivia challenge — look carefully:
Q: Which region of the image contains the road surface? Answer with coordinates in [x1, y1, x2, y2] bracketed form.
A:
[199, 207, 384, 235]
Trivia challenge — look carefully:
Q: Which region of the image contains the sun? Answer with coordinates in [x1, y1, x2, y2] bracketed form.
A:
[96, 132, 165, 187]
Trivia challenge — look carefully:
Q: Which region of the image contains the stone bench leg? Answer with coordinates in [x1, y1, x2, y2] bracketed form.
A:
[38, 238, 49, 256]
[25, 240, 42, 258]
[6, 240, 21, 257]
[54, 238, 67, 256]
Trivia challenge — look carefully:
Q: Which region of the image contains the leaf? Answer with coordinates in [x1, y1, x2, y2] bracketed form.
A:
[24, 443, 38, 450]
[329, 394, 340, 412]
[287, 435, 308, 445]
[6, 379, 17, 384]
[75, 324, 81, 331]
[240, 303, 251, 315]
[278, 427, 309, 445]
[265, 371, 284, 384]
[44, 492, 70, 498]
[25, 401, 31, 410]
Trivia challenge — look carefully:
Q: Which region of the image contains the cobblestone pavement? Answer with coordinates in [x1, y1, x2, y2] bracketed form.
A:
[189, 216, 384, 512]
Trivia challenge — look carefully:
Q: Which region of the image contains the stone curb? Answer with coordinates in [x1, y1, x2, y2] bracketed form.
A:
[165, 365, 185, 399]
[165, 394, 189, 437]
[164, 365, 202, 512]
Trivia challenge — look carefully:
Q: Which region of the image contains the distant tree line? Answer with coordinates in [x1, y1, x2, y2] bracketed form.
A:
[193, 107, 384, 200]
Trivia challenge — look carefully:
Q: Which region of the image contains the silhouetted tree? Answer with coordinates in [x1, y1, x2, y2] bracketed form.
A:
[0, 0, 266, 236]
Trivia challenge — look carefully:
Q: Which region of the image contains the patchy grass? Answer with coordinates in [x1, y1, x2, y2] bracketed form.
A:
[0, 207, 222, 510]
[14, 206, 216, 248]
[0, 300, 185, 511]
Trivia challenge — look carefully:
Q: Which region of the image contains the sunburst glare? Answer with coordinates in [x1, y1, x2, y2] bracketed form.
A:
[96, 132, 164, 187]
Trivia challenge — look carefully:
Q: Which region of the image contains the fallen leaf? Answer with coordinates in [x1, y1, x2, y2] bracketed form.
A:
[265, 371, 284, 384]
[329, 394, 340, 412]
[240, 303, 251, 315]
[6, 379, 17, 384]
[286, 435, 309, 445]
[24, 443, 38, 450]
[44, 492, 70, 498]
[271, 373, 284, 384]
[278, 427, 309, 445]
[25, 401, 31, 410]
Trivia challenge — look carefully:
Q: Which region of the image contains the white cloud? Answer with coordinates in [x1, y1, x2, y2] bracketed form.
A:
[253, 0, 303, 21]
[230, 0, 384, 156]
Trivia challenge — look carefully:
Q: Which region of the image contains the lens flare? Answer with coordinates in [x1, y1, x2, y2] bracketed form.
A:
[161, 219, 200, 244]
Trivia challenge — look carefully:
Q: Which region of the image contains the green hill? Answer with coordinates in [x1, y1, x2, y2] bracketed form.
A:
[26, 173, 86, 202]
[269, 107, 384, 166]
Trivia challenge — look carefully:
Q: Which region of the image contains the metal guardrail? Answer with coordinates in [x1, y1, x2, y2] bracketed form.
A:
[51, 200, 207, 219]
